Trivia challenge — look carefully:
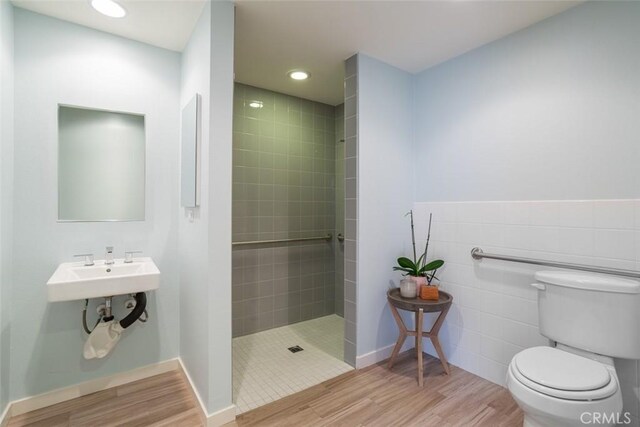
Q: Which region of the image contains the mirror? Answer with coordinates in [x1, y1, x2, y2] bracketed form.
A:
[58, 106, 145, 222]
[181, 94, 200, 208]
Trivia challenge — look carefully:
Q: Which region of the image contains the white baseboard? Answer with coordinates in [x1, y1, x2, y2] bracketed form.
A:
[355, 340, 414, 369]
[207, 404, 236, 427]
[177, 359, 237, 426]
[0, 358, 237, 427]
[0, 404, 9, 427]
[0, 358, 180, 424]
[177, 359, 208, 420]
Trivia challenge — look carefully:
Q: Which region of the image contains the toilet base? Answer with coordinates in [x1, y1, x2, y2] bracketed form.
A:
[507, 358, 622, 427]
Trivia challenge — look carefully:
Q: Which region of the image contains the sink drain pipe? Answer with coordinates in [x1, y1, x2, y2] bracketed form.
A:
[82, 292, 148, 334]
[82, 292, 149, 359]
[119, 292, 147, 329]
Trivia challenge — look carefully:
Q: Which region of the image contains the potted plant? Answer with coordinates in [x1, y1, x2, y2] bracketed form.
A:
[393, 211, 444, 300]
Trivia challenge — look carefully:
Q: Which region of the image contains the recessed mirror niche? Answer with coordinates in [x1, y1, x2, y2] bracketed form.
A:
[58, 106, 146, 222]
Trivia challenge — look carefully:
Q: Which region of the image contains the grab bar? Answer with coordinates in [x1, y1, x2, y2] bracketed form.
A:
[471, 247, 640, 279]
[232, 234, 333, 246]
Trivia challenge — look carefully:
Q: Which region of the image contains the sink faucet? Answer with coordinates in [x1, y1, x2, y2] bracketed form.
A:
[105, 246, 114, 265]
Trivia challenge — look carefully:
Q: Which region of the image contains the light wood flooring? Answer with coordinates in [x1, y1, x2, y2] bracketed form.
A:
[230, 350, 523, 427]
[6, 370, 205, 427]
[6, 350, 522, 427]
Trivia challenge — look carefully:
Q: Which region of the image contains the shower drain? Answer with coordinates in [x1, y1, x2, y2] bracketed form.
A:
[288, 345, 304, 353]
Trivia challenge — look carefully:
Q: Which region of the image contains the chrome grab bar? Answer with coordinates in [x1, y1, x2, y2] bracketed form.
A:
[232, 234, 333, 246]
[471, 247, 640, 279]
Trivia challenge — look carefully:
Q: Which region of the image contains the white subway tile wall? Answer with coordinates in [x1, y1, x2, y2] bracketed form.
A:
[412, 200, 640, 425]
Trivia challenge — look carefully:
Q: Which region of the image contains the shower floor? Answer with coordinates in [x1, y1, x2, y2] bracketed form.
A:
[232, 314, 353, 414]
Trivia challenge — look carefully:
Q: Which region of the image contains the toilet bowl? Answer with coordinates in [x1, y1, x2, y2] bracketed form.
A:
[505, 271, 639, 427]
[506, 346, 622, 427]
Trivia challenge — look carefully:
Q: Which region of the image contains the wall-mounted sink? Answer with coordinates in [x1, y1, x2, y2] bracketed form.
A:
[47, 257, 160, 302]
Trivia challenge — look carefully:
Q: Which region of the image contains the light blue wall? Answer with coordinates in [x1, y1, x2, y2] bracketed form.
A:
[11, 9, 181, 400]
[179, 1, 211, 408]
[413, 1, 640, 202]
[356, 54, 414, 357]
[355, 1, 640, 362]
[0, 0, 14, 412]
[207, 0, 234, 414]
[178, 0, 235, 416]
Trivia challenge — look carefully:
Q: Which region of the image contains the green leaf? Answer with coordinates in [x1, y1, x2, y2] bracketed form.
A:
[396, 257, 417, 270]
[421, 259, 445, 272]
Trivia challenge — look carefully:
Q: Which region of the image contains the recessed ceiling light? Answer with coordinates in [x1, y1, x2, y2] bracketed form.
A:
[91, 0, 127, 18]
[248, 100, 263, 109]
[288, 70, 310, 81]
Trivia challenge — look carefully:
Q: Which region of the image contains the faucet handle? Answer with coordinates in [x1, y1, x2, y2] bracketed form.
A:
[104, 246, 115, 265]
[124, 251, 143, 263]
[74, 254, 95, 266]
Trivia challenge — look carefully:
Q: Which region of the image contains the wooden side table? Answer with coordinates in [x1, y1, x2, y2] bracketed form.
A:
[386, 288, 453, 386]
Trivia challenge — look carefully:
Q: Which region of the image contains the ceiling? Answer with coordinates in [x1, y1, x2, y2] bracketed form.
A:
[235, 1, 579, 105]
[11, 0, 579, 106]
[11, 0, 206, 52]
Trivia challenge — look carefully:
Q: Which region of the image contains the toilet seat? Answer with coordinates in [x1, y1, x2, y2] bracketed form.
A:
[511, 347, 618, 401]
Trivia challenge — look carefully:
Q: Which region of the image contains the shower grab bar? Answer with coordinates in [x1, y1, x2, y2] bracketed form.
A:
[232, 234, 333, 246]
[471, 247, 640, 279]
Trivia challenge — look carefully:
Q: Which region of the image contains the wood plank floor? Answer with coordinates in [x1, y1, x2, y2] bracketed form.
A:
[229, 350, 523, 427]
[6, 370, 205, 427]
[6, 351, 522, 427]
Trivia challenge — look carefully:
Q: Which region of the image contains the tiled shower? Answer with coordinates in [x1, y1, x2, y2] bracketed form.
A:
[334, 103, 345, 317]
[231, 83, 345, 338]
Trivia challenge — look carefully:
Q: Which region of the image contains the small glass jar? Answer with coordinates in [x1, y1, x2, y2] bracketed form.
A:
[400, 277, 418, 298]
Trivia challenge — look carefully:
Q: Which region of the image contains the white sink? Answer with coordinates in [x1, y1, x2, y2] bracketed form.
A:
[47, 257, 160, 302]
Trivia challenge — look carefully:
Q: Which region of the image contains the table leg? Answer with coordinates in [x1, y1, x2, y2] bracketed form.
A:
[431, 336, 450, 375]
[417, 308, 424, 387]
[427, 305, 451, 375]
[414, 311, 419, 359]
[387, 301, 407, 369]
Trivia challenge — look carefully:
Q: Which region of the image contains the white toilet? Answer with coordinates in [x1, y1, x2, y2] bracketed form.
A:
[506, 270, 640, 427]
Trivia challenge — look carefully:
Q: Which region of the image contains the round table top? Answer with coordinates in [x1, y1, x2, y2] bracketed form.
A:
[387, 288, 453, 313]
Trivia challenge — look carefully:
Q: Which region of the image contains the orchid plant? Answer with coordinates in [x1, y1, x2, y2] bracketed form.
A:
[393, 211, 444, 285]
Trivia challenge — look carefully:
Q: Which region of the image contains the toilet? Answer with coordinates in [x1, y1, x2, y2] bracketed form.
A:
[506, 270, 640, 427]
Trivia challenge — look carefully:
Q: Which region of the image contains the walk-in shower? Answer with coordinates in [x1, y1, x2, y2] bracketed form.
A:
[231, 83, 350, 413]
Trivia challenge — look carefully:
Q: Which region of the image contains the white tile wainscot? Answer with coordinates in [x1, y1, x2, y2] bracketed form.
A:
[412, 200, 640, 426]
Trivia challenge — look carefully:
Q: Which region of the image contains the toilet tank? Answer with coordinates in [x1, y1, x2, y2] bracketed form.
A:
[535, 270, 640, 359]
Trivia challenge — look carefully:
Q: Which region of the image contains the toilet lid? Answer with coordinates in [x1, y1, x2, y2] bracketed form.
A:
[514, 347, 611, 391]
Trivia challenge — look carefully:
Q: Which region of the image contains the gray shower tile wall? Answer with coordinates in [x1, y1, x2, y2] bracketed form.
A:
[334, 103, 345, 317]
[343, 55, 358, 366]
[232, 83, 338, 337]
